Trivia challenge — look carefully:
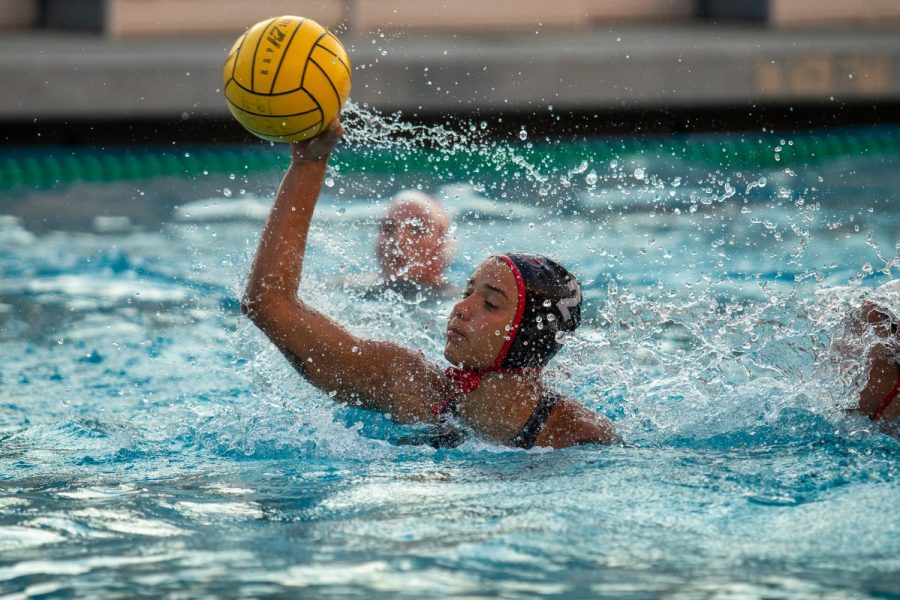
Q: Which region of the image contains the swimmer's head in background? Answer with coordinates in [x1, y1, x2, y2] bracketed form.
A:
[376, 190, 454, 286]
[492, 253, 582, 370]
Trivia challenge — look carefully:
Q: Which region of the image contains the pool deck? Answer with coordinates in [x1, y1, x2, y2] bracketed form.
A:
[2, 24, 899, 121]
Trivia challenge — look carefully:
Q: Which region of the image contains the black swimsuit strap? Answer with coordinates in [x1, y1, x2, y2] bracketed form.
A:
[512, 393, 561, 449]
[420, 397, 463, 448]
[439, 397, 459, 417]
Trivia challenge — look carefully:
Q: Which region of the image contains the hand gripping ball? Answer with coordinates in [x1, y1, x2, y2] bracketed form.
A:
[223, 16, 351, 142]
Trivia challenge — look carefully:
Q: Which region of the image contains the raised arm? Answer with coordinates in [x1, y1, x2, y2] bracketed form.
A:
[241, 120, 447, 422]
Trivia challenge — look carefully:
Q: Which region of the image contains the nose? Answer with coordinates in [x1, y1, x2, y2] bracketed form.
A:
[451, 297, 470, 321]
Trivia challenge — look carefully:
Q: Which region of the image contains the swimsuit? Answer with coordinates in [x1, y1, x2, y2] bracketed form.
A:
[872, 363, 900, 420]
[427, 383, 561, 449]
[870, 313, 900, 420]
[510, 392, 562, 449]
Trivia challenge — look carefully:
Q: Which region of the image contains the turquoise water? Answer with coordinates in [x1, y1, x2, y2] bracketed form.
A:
[1, 123, 899, 598]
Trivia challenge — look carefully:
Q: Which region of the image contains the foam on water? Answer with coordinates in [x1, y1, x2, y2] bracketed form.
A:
[1, 107, 898, 597]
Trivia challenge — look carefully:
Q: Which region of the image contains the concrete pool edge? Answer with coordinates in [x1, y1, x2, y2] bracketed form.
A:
[2, 24, 900, 122]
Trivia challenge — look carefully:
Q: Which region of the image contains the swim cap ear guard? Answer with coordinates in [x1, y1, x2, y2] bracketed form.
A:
[494, 253, 582, 370]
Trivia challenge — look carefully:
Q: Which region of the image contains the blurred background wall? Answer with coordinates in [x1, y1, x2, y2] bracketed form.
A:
[4, 0, 899, 35]
[1, 0, 899, 144]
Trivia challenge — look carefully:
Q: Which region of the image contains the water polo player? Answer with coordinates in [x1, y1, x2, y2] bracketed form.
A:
[854, 295, 900, 423]
[334, 189, 458, 301]
[242, 119, 618, 449]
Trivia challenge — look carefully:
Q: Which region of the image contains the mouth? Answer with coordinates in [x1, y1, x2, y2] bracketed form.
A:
[446, 324, 467, 343]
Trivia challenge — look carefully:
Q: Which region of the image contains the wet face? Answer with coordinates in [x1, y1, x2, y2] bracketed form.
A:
[445, 258, 520, 370]
[376, 201, 449, 284]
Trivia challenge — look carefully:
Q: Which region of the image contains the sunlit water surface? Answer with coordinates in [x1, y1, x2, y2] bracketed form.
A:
[1, 119, 899, 598]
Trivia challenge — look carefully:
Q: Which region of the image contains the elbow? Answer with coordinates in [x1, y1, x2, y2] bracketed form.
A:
[240, 294, 258, 321]
[240, 287, 278, 329]
[240, 287, 261, 322]
[241, 286, 303, 334]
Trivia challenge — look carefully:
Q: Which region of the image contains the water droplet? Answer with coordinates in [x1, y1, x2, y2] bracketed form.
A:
[223, 188, 232, 197]
[325, 177, 335, 187]
[586, 171, 598, 185]
[518, 129, 528, 141]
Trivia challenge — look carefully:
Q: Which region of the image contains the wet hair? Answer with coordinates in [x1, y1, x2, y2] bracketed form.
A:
[492, 253, 583, 369]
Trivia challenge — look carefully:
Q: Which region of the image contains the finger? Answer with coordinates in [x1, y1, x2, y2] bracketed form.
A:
[325, 119, 344, 140]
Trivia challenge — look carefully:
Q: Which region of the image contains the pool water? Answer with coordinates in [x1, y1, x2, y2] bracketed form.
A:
[1, 120, 899, 598]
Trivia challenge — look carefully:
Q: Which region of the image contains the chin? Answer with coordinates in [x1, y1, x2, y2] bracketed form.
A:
[443, 344, 457, 365]
[444, 343, 470, 368]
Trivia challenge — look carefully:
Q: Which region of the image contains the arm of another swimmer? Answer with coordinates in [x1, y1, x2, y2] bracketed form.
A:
[241, 120, 444, 423]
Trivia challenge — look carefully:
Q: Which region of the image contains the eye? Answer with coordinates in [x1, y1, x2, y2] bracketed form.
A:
[484, 299, 499, 310]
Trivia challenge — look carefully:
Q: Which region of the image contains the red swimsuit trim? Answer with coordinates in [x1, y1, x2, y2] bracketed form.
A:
[872, 364, 900, 420]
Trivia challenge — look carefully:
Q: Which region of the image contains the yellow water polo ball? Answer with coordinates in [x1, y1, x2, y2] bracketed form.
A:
[223, 16, 351, 143]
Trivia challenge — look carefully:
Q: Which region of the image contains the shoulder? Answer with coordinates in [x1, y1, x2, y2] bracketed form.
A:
[536, 397, 618, 449]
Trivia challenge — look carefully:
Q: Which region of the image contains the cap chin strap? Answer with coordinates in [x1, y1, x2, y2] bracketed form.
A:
[444, 364, 540, 393]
